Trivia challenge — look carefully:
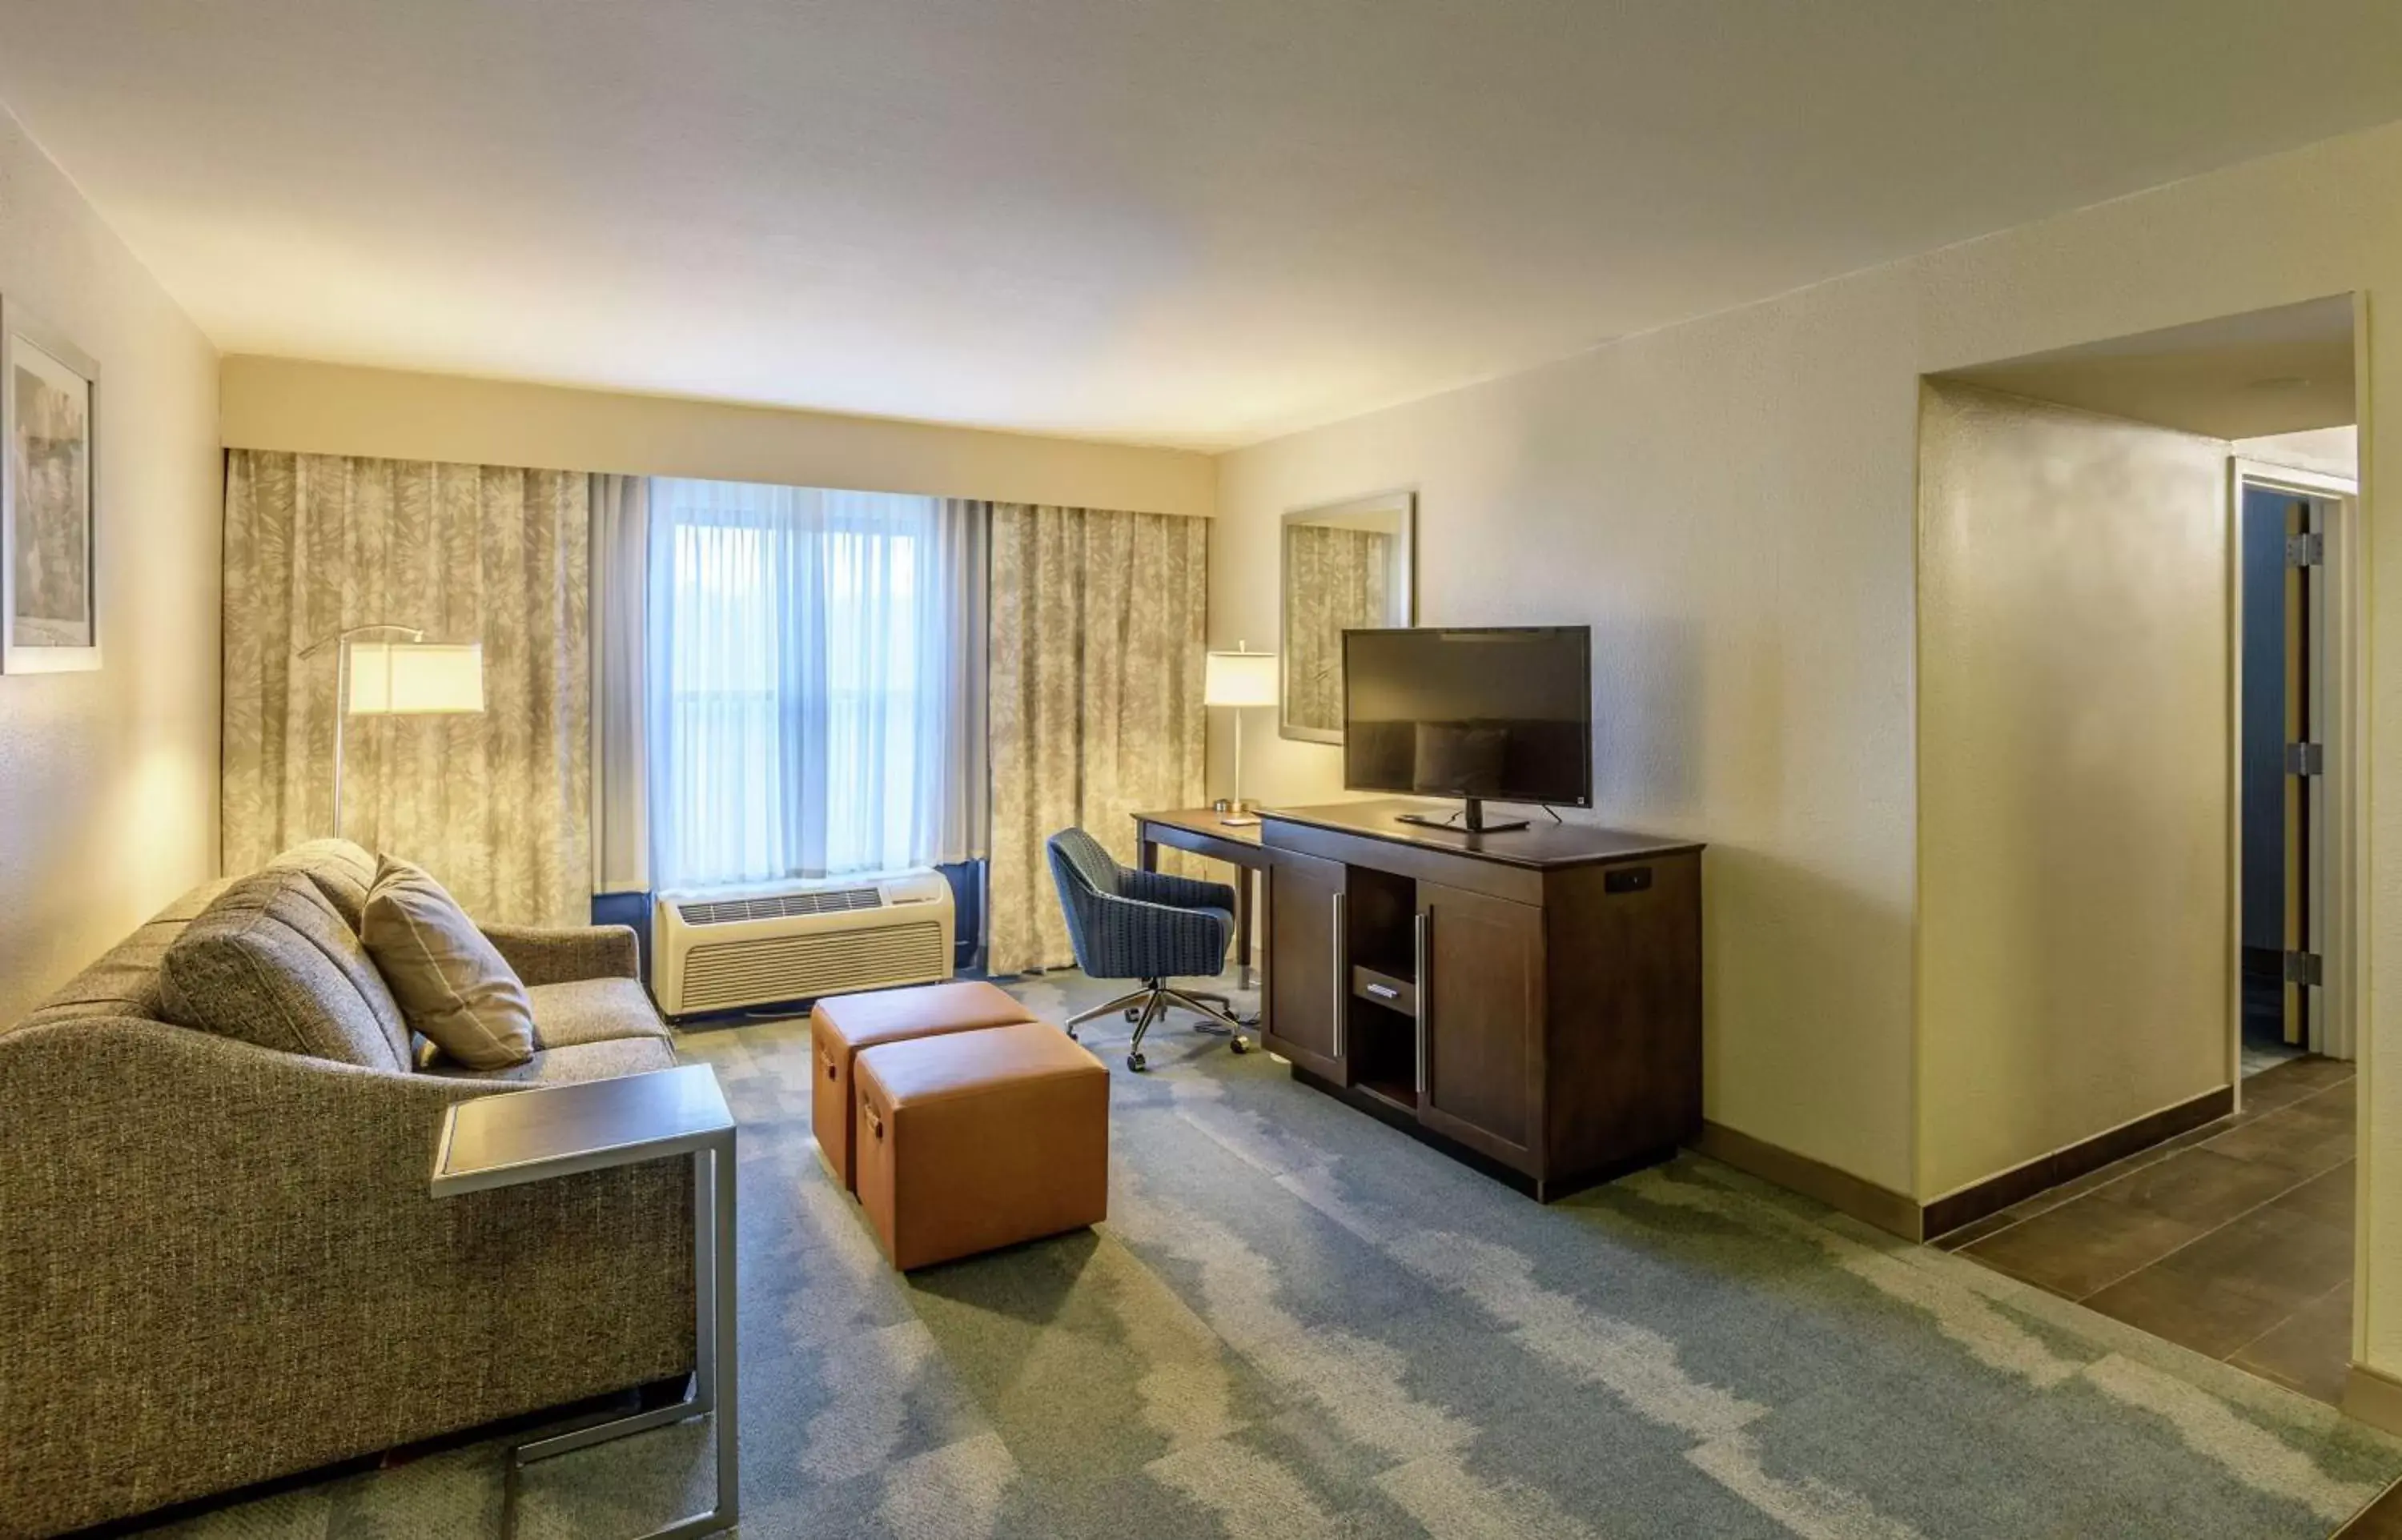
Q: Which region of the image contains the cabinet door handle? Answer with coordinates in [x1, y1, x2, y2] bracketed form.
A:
[1331, 891, 1347, 1060]
[1413, 908, 1430, 1095]
[1366, 982, 1399, 1001]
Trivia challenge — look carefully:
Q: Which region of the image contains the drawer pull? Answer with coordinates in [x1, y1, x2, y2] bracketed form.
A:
[1365, 982, 1400, 1001]
[862, 1098, 884, 1140]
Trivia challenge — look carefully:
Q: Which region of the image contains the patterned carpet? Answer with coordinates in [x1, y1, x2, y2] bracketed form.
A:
[131, 969, 2400, 1539]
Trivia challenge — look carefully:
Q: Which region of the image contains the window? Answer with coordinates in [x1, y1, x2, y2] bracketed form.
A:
[647, 479, 973, 889]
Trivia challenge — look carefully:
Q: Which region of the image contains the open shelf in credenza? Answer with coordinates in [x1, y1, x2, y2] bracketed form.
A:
[1345, 993, 1420, 1112]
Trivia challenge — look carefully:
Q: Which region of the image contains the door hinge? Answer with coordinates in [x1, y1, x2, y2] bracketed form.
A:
[2284, 950, 2324, 988]
[2287, 532, 2325, 567]
[2286, 741, 2325, 776]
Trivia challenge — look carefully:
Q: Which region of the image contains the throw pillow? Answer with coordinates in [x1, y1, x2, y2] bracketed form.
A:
[159, 870, 415, 1070]
[360, 856, 536, 1070]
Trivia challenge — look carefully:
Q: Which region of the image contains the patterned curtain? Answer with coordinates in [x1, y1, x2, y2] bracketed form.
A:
[1284, 523, 1391, 733]
[223, 451, 591, 926]
[986, 503, 1207, 976]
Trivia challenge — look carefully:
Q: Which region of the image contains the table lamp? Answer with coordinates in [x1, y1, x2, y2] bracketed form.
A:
[299, 625, 486, 838]
[1203, 644, 1278, 825]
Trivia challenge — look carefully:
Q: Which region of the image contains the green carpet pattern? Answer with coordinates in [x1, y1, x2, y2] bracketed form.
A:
[131, 970, 2399, 1538]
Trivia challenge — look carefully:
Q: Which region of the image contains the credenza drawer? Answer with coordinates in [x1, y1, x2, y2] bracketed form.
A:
[1349, 964, 1416, 1017]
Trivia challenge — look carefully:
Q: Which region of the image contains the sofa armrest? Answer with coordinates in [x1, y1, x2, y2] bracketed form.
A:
[481, 922, 641, 985]
[0, 1017, 691, 1536]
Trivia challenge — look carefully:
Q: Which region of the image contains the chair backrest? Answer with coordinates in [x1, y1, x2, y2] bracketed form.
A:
[1045, 828, 1125, 976]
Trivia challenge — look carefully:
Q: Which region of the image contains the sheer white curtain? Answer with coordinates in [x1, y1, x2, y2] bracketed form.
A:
[646, 478, 984, 890]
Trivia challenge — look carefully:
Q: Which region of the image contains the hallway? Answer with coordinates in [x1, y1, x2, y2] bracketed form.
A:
[1939, 1056, 2356, 1404]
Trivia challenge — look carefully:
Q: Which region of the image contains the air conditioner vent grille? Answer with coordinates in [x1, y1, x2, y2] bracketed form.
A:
[677, 887, 882, 927]
[677, 922, 946, 1013]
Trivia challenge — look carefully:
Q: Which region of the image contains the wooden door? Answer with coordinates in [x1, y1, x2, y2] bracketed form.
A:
[1417, 879, 1541, 1171]
[1263, 848, 1347, 1080]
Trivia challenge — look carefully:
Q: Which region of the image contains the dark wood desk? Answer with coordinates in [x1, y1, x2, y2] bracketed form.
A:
[1132, 808, 1269, 984]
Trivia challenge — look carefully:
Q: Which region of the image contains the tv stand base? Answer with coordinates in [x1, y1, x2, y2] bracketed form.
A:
[1396, 796, 1529, 834]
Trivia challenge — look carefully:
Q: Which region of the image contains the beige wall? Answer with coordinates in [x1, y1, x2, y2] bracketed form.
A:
[1915, 383, 2233, 1199]
[0, 106, 221, 1021]
[1212, 113, 2402, 1379]
[221, 355, 1215, 519]
[1215, 267, 1926, 1194]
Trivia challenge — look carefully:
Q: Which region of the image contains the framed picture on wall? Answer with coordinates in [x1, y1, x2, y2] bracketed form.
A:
[1, 300, 99, 673]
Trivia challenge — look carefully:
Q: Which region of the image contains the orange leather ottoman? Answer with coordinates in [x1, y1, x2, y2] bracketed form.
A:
[853, 1022, 1108, 1271]
[809, 981, 1038, 1192]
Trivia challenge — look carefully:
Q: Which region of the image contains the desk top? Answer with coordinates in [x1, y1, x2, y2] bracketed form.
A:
[431, 1064, 735, 1197]
[1133, 807, 1265, 848]
[1263, 799, 1704, 871]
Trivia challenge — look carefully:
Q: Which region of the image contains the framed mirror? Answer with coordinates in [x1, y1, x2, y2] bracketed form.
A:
[1280, 489, 1416, 743]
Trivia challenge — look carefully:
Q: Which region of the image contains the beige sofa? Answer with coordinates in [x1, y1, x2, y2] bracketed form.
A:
[0, 840, 693, 1539]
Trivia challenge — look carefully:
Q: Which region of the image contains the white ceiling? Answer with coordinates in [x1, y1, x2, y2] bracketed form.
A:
[5, 2, 2402, 450]
[1942, 296, 2359, 441]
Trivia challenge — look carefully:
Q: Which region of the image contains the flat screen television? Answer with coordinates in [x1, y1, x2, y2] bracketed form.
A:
[1341, 625, 1592, 832]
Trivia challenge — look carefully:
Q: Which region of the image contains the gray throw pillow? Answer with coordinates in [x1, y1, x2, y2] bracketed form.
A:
[159, 871, 414, 1070]
[360, 856, 536, 1071]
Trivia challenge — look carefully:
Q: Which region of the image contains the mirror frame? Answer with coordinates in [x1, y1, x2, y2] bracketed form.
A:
[1279, 488, 1417, 744]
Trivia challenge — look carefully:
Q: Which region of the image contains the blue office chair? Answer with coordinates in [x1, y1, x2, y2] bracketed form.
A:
[1046, 828, 1252, 1072]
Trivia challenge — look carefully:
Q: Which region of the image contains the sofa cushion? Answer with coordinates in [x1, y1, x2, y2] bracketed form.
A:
[361, 856, 536, 1070]
[526, 977, 673, 1050]
[13, 879, 238, 1032]
[420, 1034, 675, 1085]
[263, 837, 380, 932]
[159, 871, 413, 1071]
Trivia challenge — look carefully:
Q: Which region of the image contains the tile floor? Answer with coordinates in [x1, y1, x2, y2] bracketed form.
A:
[2345, 1482, 2402, 1537]
[1939, 1054, 2357, 1406]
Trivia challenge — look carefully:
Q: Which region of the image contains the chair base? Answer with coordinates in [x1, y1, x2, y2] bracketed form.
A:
[1064, 981, 1252, 1072]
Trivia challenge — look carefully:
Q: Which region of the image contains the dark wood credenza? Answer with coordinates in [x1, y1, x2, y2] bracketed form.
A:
[1258, 800, 1703, 1201]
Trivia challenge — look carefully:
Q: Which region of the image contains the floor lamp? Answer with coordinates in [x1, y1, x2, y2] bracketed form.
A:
[297, 625, 486, 840]
[1204, 644, 1278, 826]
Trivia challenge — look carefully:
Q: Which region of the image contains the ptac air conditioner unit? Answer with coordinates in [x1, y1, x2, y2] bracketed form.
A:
[654, 872, 954, 1019]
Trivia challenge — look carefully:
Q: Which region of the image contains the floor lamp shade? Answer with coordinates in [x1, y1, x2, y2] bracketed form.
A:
[347, 642, 485, 715]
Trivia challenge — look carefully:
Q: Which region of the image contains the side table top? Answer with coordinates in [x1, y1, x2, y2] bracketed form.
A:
[432, 1063, 735, 1197]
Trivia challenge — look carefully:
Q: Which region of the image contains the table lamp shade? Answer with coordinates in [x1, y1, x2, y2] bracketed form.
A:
[1204, 649, 1278, 709]
[347, 642, 485, 715]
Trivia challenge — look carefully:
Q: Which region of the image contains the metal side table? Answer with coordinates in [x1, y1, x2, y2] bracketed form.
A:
[431, 1064, 738, 1540]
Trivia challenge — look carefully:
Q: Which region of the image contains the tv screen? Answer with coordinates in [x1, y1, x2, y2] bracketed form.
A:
[1342, 626, 1592, 807]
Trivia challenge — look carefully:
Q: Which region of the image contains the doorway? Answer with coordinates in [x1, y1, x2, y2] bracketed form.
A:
[1919, 296, 2364, 1409]
[2236, 466, 2355, 1072]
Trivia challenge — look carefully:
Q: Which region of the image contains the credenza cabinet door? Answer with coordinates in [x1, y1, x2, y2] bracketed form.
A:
[1417, 880, 1541, 1171]
[1263, 848, 1346, 1081]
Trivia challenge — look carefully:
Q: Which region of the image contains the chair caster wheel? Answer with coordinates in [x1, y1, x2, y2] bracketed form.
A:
[1065, 1025, 1078, 1041]
[1125, 1008, 1141, 1022]
[1230, 1036, 1251, 1054]
[1126, 1051, 1147, 1073]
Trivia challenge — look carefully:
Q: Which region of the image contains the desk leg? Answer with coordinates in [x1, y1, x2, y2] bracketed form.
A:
[1139, 832, 1160, 872]
[709, 1141, 739, 1534]
[504, 1138, 739, 1540]
[1235, 866, 1255, 991]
